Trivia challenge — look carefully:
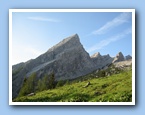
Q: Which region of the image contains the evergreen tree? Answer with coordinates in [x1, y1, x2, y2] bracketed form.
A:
[37, 74, 49, 91]
[65, 80, 70, 85]
[37, 79, 45, 92]
[56, 80, 64, 87]
[48, 72, 55, 89]
[18, 73, 37, 97]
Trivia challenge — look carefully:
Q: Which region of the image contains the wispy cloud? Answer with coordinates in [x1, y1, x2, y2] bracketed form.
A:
[87, 27, 132, 53]
[28, 17, 60, 22]
[92, 12, 132, 35]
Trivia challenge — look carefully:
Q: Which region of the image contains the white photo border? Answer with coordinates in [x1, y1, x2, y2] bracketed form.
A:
[9, 9, 135, 105]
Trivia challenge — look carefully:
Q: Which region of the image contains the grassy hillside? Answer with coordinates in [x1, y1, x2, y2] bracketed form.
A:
[13, 70, 132, 102]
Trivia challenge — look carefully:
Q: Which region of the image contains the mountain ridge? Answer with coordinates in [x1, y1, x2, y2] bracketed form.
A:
[12, 34, 95, 99]
[12, 34, 132, 99]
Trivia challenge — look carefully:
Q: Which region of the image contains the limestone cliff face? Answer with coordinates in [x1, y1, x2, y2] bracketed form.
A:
[125, 55, 132, 60]
[91, 52, 114, 69]
[25, 34, 96, 80]
[12, 34, 131, 99]
[12, 34, 95, 99]
[112, 52, 125, 63]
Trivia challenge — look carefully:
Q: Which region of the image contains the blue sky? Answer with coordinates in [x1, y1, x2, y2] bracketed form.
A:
[12, 11, 132, 65]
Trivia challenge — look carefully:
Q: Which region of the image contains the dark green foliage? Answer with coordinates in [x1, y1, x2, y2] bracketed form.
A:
[30, 73, 55, 93]
[97, 70, 106, 77]
[48, 73, 55, 89]
[37, 74, 50, 92]
[42, 74, 49, 89]
[18, 73, 37, 97]
[37, 79, 47, 92]
[56, 80, 70, 88]
[14, 70, 132, 102]
[65, 80, 70, 85]
[115, 67, 122, 72]
[18, 77, 27, 97]
[56, 80, 65, 87]
[101, 84, 109, 88]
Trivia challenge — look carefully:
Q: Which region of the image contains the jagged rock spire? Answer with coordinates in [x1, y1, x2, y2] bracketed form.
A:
[12, 34, 95, 99]
[112, 52, 125, 63]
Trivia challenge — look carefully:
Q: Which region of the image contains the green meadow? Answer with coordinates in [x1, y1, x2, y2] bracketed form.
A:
[13, 69, 132, 102]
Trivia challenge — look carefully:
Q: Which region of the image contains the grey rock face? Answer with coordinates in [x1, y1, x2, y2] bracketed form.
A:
[25, 34, 96, 80]
[113, 60, 132, 68]
[112, 52, 125, 63]
[125, 55, 132, 60]
[91, 52, 101, 58]
[12, 34, 131, 99]
[91, 52, 114, 69]
[12, 34, 96, 99]
[12, 62, 24, 72]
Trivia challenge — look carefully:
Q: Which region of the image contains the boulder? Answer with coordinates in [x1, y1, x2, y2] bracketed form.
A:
[83, 81, 91, 88]
[27, 93, 35, 96]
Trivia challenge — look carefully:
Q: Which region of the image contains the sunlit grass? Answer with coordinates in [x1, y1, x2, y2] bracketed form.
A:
[13, 70, 132, 102]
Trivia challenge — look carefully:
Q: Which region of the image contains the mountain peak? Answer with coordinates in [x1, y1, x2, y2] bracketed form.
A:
[91, 52, 101, 58]
[48, 33, 81, 52]
[62, 33, 79, 42]
[118, 52, 123, 55]
[125, 55, 132, 60]
[12, 34, 95, 99]
[112, 52, 125, 63]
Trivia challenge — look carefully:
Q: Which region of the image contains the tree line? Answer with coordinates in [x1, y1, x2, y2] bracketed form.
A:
[18, 72, 55, 97]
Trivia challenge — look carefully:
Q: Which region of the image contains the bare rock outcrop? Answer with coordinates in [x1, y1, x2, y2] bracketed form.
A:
[12, 34, 132, 99]
[125, 55, 132, 60]
[112, 52, 125, 63]
[12, 34, 96, 99]
[91, 52, 114, 69]
[113, 60, 132, 68]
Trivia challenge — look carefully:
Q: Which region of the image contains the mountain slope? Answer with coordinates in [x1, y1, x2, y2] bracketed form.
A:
[13, 69, 132, 102]
[12, 34, 96, 99]
[91, 52, 114, 69]
[12, 34, 132, 99]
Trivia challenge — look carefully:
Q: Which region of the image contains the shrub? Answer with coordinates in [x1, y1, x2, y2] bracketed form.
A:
[97, 70, 106, 77]
[56, 80, 64, 87]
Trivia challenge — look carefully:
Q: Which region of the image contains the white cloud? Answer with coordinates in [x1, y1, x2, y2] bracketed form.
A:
[92, 12, 132, 35]
[28, 17, 60, 22]
[87, 27, 132, 53]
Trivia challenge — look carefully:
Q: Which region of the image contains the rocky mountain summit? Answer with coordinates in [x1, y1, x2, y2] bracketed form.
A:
[91, 52, 114, 70]
[12, 34, 132, 99]
[125, 55, 132, 60]
[12, 34, 95, 99]
[112, 52, 125, 63]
